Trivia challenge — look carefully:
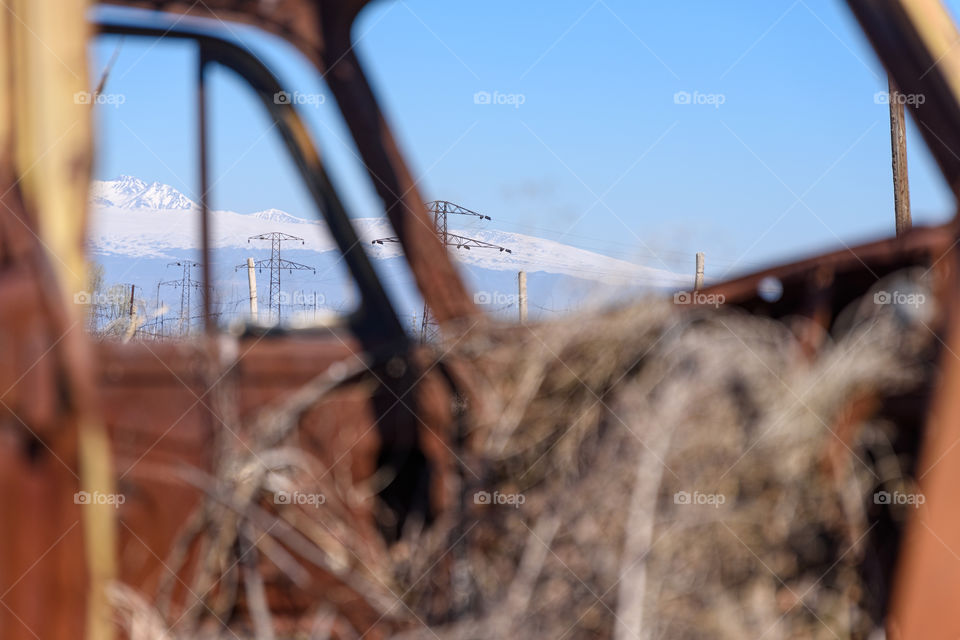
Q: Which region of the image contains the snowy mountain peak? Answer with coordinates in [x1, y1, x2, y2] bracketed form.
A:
[133, 181, 197, 210]
[91, 176, 197, 211]
[250, 208, 308, 224]
[113, 175, 148, 195]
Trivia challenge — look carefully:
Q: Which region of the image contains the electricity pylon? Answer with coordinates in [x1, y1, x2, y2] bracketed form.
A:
[372, 200, 512, 343]
[246, 232, 315, 323]
[159, 260, 202, 335]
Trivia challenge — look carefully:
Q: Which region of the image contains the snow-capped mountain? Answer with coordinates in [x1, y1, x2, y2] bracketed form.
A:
[87, 176, 688, 289]
[251, 208, 309, 224]
[91, 176, 197, 211]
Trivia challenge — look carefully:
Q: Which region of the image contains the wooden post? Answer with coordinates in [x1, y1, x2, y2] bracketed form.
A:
[246, 257, 258, 321]
[128, 284, 136, 338]
[694, 253, 705, 291]
[889, 76, 912, 237]
[518, 270, 528, 324]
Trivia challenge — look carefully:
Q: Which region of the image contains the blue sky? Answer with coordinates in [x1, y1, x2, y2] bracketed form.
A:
[92, 0, 960, 281]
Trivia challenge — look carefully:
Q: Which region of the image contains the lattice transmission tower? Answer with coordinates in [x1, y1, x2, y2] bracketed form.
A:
[159, 260, 202, 335]
[372, 200, 512, 343]
[245, 232, 315, 323]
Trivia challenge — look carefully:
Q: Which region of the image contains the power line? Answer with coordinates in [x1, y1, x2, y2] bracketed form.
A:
[372, 200, 514, 343]
[491, 219, 769, 270]
[532, 302, 570, 314]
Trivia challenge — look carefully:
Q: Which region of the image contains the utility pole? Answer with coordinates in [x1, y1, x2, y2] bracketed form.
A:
[372, 200, 513, 343]
[128, 284, 136, 336]
[159, 260, 202, 335]
[518, 270, 528, 324]
[154, 282, 164, 339]
[694, 252, 705, 291]
[246, 257, 258, 322]
[244, 232, 315, 323]
[888, 76, 912, 237]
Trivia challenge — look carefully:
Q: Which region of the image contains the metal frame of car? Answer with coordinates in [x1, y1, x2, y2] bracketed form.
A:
[97, 19, 408, 348]
[8, 0, 960, 636]
[94, 1, 960, 636]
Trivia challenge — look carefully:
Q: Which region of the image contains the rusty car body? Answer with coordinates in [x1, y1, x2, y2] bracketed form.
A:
[2, 0, 960, 638]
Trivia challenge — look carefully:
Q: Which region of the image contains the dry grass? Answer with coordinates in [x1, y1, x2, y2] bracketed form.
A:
[396, 268, 934, 640]
[112, 269, 937, 639]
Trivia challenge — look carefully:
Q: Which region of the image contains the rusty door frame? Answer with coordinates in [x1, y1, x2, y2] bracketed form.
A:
[78, 0, 960, 635]
[844, 0, 960, 636]
[97, 19, 408, 348]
